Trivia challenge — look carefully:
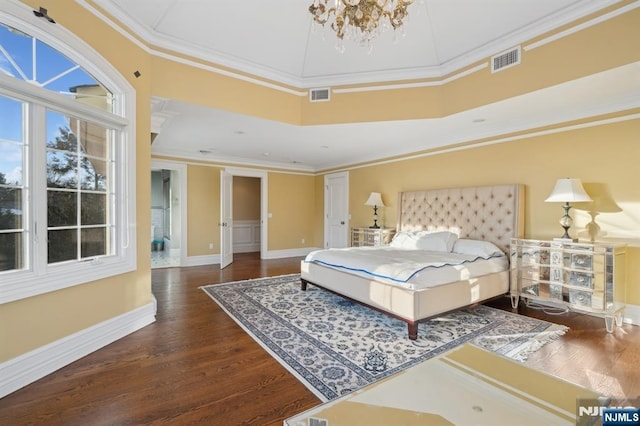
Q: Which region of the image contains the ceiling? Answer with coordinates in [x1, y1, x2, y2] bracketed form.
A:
[91, 0, 638, 171]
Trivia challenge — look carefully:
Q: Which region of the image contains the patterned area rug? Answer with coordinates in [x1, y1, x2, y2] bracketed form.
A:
[201, 274, 567, 402]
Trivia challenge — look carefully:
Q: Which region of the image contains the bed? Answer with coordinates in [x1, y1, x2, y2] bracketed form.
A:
[300, 183, 525, 340]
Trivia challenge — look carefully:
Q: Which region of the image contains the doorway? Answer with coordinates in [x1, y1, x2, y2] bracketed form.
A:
[150, 161, 187, 268]
[220, 168, 268, 268]
[232, 176, 262, 253]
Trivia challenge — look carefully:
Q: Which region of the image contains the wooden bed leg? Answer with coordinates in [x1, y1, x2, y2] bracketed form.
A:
[300, 279, 308, 291]
[407, 322, 418, 340]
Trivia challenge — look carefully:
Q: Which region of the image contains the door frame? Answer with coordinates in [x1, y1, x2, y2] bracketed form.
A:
[324, 171, 349, 249]
[221, 167, 268, 261]
[150, 159, 188, 267]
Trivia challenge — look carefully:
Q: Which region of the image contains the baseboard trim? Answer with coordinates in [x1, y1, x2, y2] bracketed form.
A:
[263, 247, 319, 259]
[0, 298, 157, 399]
[624, 303, 640, 326]
[185, 248, 319, 265]
[234, 245, 260, 253]
[184, 254, 220, 266]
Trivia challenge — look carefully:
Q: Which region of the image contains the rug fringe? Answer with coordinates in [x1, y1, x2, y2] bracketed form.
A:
[503, 324, 568, 363]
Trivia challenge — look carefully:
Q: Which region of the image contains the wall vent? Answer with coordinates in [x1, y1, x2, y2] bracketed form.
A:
[309, 88, 331, 102]
[491, 46, 521, 73]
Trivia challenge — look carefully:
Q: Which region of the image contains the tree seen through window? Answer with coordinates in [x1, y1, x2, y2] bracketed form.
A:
[46, 111, 111, 264]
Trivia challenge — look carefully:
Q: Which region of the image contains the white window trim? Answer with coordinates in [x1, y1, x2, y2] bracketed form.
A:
[0, 0, 137, 304]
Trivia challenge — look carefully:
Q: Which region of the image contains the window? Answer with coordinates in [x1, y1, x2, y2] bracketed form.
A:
[45, 110, 112, 264]
[0, 2, 136, 303]
[0, 94, 25, 272]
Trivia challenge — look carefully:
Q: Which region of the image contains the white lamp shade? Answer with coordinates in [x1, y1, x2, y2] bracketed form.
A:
[545, 178, 592, 203]
[365, 192, 385, 207]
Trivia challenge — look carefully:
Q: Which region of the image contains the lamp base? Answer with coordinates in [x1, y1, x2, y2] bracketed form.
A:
[369, 225, 380, 229]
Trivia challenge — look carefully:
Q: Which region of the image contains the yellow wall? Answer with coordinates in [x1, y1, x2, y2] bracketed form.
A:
[2, 0, 153, 361]
[150, 55, 303, 125]
[302, 6, 640, 125]
[628, 250, 640, 304]
[442, 8, 640, 117]
[3, 0, 638, 368]
[152, 157, 319, 255]
[233, 177, 261, 221]
[313, 175, 326, 247]
[345, 117, 640, 304]
[186, 164, 221, 256]
[268, 173, 317, 250]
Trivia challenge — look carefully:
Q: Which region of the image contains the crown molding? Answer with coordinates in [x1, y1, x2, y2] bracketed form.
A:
[150, 148, 317, 173]
[84, 0, 627, 89]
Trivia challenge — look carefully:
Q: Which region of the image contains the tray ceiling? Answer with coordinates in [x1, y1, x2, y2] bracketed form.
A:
[87, 0, 638, 171]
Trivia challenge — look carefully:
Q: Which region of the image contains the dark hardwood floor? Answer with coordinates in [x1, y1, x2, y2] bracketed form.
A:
[1, 252, 638, 425]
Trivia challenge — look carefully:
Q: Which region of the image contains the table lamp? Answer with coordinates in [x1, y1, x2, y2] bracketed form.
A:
[545, 178, 592, 241]
[364, 192, 384, 229]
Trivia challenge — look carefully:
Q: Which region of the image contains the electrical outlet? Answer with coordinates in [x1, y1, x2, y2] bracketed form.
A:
[301, 238, 305, 244]
[209, 243, 214, 249]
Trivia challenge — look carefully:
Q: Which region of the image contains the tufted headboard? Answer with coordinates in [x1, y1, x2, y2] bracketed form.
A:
[396, 184, 525, 254]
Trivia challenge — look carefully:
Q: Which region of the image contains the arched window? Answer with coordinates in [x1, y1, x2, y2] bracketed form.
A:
[0, 2, 136, 302]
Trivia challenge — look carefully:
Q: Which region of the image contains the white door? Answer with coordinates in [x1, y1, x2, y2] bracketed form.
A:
[324, 172, 349, 248]
[220, 170, 233, 268]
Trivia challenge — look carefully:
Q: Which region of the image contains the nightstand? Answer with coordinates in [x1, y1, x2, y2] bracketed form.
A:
[351, 228, 395, 247]
[510, 238, 626, 332]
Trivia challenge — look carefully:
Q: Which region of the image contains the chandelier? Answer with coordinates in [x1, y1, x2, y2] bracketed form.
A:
[309, 0, 414, 51]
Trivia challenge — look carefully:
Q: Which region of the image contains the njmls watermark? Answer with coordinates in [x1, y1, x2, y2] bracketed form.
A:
[577, 398, 640, 426]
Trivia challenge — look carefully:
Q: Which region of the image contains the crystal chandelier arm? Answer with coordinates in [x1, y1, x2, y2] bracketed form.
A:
[309, 0, 415, 47]
[309, 2, 337, 26]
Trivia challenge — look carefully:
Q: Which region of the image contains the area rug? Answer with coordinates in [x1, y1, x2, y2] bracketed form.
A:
[201, 274, 567, 402]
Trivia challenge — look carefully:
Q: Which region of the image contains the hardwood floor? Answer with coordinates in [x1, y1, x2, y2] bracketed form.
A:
[1, 252, 639, 425]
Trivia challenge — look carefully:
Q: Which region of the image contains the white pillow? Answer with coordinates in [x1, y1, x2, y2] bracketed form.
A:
[389, 231, 415, 249]
[453, 239, 503, 257]
[390, 231, 458, 252]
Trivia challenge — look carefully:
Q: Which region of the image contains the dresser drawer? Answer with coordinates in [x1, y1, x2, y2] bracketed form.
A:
[569, 289, 592, 307]
[522, 265, 550, 281]
[569, 271, 593, 288]
[571, 253, 592, 270]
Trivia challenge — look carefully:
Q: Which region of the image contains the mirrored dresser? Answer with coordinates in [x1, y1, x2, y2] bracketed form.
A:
[510, 238, 626, 332]
[351, 228, 395, 247]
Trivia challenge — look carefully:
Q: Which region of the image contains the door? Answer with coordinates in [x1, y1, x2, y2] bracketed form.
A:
[220, 170, 233, 268]
[324, 172, 349, 248]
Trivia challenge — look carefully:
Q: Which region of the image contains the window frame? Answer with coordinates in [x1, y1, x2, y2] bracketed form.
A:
[0, 1, 137, 303]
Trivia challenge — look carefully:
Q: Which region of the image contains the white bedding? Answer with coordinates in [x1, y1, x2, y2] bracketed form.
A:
[303, 246, 508, 290]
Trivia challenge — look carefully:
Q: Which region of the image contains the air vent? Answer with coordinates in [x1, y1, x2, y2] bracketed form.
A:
[491, 46, 521, 73]
[309, 88, 331, 102]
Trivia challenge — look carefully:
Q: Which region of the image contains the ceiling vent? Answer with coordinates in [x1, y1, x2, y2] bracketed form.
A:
[491, 46, 521, 73]
[309, 88, 331, 102]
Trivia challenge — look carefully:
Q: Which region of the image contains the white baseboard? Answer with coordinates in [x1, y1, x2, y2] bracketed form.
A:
[624, 303, 640, 326]
[184, 249, 312, 266]
[234, 244, 260, 253]
[184, 254, 220, 267]
[0, 298, 157, 399]
[263, 247, 319, 259]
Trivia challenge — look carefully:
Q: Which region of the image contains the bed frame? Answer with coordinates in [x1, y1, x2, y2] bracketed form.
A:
[300, 183, 525, 340]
